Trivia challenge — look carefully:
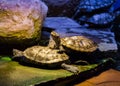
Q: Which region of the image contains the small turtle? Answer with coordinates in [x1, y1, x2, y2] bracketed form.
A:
[73, 0, 115, 19]
[48, 31, 98, 53]
[13, 46, 79, 74]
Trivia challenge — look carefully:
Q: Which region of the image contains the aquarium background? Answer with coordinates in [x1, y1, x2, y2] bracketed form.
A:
[0, 0, 120, 86]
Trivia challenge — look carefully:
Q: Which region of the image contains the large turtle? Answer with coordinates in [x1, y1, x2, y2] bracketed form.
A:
[48, 31, 98, 53]
[13, 46, 79, 74]
[72, 0, 115, 19]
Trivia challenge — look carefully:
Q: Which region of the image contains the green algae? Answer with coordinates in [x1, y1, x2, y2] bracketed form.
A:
[0, 57, 98, 86]
[0, 56, 114, 86]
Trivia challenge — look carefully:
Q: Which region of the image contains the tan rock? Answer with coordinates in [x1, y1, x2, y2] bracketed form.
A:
[0, 0, 48, 45]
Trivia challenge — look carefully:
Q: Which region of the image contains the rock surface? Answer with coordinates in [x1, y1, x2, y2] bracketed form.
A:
[72, 0, 116, 28]
[0, 0, 48, 45]
[79, 12, 115, 27]
[74, 0, 115, 13]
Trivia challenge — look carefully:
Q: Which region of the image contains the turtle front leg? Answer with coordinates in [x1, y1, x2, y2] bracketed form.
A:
[57, 46, 66, 53]
[61, 63, 80, 75]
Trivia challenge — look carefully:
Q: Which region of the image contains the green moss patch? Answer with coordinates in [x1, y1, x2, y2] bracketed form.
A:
[0, 56, 11, 61]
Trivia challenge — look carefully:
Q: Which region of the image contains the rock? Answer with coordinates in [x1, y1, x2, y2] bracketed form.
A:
[72, 0, 116, 28]
[43, 17, 80, 28]
[79, 12, 115, 28]
[75, 69, 120, 86]
[0, 0, 48, 45]
[112, 13, 120, 51]
[74, 0, 115, 14]
[42, 0, 80, 17]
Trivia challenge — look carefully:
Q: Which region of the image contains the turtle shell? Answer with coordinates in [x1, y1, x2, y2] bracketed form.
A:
[76, 0, 115, 13]
[23, 46, 69, 65]
[79, 12, 115, 27]
[61, 36, 98, 52]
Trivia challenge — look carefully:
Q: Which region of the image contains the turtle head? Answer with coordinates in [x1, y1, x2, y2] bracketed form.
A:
[48, 31, 61, 49]
[12, 49, 24, 60]
[51, 31, 60, 40]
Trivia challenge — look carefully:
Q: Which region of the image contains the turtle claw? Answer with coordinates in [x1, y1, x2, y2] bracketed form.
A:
[61, 63, 80, 75]
[68, 66, 80, 75]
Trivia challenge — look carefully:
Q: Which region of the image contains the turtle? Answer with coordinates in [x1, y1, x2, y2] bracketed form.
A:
[48, 31, 98, 53]
[12, 46, 80, 74]
[48, 31, 98, 64]
[61, 36, 98, 53]
[72, 0, 115, 19]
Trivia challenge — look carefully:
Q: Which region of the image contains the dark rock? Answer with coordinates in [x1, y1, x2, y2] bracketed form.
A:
[72, 0, 118, 28]
[73, 0, 115, 19]
[78, 12, 115, 28]
[42, 0, 80, 17]
[112, 14, 120, 51]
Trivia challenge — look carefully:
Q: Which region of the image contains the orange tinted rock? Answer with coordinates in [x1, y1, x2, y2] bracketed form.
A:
[75, 69, 120, 86]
